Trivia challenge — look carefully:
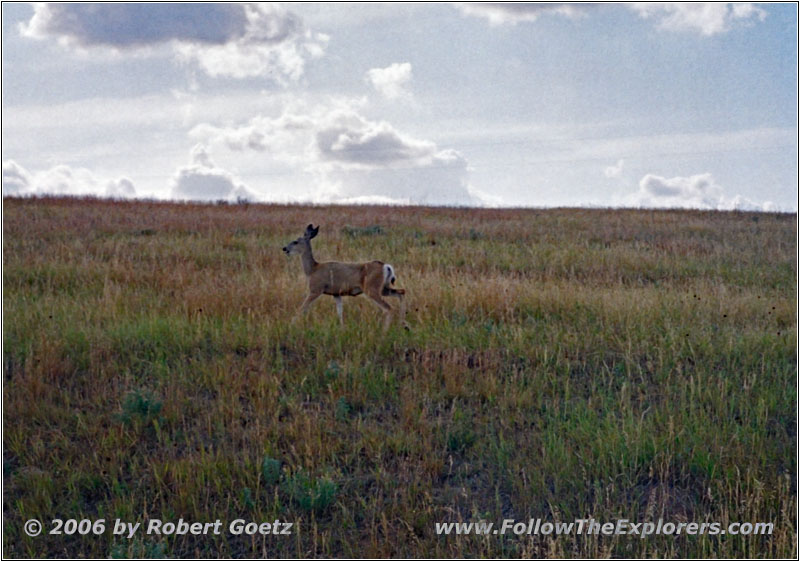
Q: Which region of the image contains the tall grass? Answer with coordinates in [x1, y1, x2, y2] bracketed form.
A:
[3, 196, 796, 557]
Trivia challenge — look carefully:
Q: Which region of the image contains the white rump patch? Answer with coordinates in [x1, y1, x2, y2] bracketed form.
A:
[383, 264, 396, 286]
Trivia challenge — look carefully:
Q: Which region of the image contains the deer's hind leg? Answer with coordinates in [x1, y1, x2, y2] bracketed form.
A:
[365, 289, 394, 333]
[382, 287, 408, 330]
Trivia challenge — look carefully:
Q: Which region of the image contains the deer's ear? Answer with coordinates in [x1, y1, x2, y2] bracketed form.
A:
[309, 226, 319, 239]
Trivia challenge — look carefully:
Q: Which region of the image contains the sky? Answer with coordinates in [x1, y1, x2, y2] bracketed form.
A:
[2, 2, 797, 210]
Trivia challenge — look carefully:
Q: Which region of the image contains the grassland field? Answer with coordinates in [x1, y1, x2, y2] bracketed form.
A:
[2, 196, 797, 557]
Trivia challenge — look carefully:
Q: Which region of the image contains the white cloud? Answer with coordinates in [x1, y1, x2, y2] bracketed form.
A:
[19, 3, 326, 80]
[317, 146, 485, 206]
[188, 99, 495, 206]
[315, 110, 437, 167]
[727, 194, 777, 212]
[631, 172, 773, 211]
[170, 145, 254, 202]
[629, 3, 766, 35]
[106, 178, 137, 198]
[604, 159, 625, 179]
[174, 29, 328, 82]
[303, 109, 490, 205]
[2, 160, 32, 195]
[2, 159, 136, 198]
[365, 62, 413, 100]
[189, 111, 316, 157]
[456, 3, 766, 34]
[455, 3, 586, 25]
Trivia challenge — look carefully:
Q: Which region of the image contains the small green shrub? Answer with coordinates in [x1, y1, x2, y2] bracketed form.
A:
[342, 225, 384, 237]
[282, 471, 338, 514]
[117, 390, 162, 427]
[261, 456, 282, 486]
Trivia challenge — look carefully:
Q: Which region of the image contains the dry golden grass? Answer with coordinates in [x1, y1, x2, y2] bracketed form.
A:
[3, 196, 796, 557]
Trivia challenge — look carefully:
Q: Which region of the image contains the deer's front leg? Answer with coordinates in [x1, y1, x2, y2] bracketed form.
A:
[296, 291, 322, 320]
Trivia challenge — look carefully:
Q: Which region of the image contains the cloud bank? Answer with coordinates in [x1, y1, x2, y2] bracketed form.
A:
[632, 173, 774, 211]
[2, 160, 136, 198]
[190, 100, 496, 206]
[629, 3, 767, 36]
[20, 3, 326, 80]
[457, 2, 767, 35]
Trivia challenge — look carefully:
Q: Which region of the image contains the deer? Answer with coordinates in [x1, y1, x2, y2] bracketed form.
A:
[282, 224, 407, 331]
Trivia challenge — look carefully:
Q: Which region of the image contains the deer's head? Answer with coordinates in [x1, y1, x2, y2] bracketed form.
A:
[283, 224, 319, 255]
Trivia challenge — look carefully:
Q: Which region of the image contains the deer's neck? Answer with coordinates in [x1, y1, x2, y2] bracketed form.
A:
[300, 242, 317, 276]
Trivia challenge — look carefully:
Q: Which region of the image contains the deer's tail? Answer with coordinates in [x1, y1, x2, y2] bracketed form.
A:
[383, 263, 397, 287]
